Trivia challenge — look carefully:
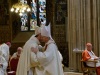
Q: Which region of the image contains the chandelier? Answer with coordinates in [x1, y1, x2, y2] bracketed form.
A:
[10, 1, 31, 16]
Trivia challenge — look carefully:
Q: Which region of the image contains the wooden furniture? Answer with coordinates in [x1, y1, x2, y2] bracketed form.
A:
[81, 60, 97, 75]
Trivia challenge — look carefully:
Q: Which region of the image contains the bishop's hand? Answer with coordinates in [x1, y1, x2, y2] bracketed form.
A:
[31, 47, 38, 54]
[94, 57, 99, 60]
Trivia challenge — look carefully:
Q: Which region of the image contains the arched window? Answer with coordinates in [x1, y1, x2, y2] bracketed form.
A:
[20, 0, 46, 31]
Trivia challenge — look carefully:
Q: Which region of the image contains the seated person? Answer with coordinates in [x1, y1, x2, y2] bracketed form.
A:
[8, 47, 22, 72]
[82, 43, 100, 75]
[11, 47, 22, 59]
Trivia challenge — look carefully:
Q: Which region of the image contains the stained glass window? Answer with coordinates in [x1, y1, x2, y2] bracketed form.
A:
[20, 0, 46, 31]
[39, 0, 46, 26]
[21, 13, 28, 31]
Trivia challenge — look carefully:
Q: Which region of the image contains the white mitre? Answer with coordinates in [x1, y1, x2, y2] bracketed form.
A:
[41, 23, 53, 40]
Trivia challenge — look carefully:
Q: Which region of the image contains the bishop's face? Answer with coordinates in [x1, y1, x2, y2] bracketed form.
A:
[38, 33, 42, 42]
[41, 36, 49, 43]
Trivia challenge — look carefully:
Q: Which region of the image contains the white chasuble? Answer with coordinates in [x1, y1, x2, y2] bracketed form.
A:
[36, 40, 64, 75]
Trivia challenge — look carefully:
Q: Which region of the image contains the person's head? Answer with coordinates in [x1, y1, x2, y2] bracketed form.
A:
[86, 43, 92, 51]
[35, 26, 42, 42]
[41, 36, 50, 43]
[35, 33, 42, 42]
[41, 24, 53, 43]
[17, 47, 22, 54]
[6, 42, 11, 48]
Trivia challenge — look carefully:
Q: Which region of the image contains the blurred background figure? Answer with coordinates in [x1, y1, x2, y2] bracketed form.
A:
[11, 47, 23, 60]
[0, 42, 11, 62]
[0, 50, 8, 75]
[6, 42, 11, 48]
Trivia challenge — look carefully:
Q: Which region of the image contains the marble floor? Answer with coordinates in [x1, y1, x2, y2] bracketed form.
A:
[64, 67, 83, 75]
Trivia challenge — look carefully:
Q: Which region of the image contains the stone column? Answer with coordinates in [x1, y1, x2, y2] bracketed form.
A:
[67, 0, 100, 71]
[97, 0, 100, 56]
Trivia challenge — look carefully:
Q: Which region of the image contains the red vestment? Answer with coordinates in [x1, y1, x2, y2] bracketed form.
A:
[82, 50, 91, 61]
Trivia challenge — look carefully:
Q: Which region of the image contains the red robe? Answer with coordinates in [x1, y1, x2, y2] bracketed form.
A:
[82, 50, 91, 61]
[82, 50, 100, 75]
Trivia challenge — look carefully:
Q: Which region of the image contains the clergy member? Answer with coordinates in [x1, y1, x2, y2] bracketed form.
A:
[32, 25, 64, 75]
[10, 47, 23, 59]
[0, 42, 11, 62]
[16, 26, 44, 75]
[82, 43, 100, 75]
[0, 50, 8, 75]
